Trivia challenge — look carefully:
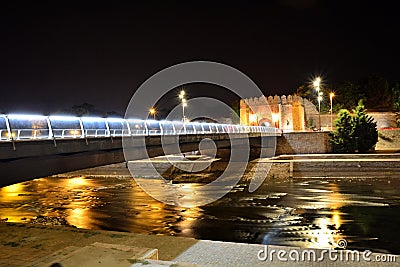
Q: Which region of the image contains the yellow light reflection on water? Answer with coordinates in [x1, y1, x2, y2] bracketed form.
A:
[312, 183, 344, 248]
[128, 179, 203, 236]
[0, 183, 25, 203]
[1, 183, 23, 194]
[67, 208, 90, 229]
[0, 183, 35, 222]
[332, 209, 341, 230]
[67, 176, 88, 187]
[62, 176, 92, 228]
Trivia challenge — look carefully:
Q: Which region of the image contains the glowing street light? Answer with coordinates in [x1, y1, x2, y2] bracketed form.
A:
[249, 113, 258, 126]
[329, 92, 335, 131]
[179, 90, 187, 122]
[313, 77, 323, 131]
[149, 108, 156, 120]
[272, 112, 280, 128]
[313, 77, 321, 88]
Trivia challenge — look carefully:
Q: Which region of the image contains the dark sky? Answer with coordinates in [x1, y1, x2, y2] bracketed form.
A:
[1, 0, 399, 115]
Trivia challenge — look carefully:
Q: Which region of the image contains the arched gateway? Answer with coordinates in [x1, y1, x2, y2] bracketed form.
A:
[240, 94, 318, 131]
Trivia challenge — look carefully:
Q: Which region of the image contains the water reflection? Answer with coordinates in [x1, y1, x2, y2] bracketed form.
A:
[0, 174, 399, 254]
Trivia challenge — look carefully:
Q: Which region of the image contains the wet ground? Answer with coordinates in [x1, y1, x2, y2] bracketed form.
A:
[1, 170, 399, 254]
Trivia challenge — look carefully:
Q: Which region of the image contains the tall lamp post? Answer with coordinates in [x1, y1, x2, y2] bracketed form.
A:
[313, 77, 323, 131]
[149, 108, 156, 120]
[329, 93, 335, 131]
[179, 90, 187, 122]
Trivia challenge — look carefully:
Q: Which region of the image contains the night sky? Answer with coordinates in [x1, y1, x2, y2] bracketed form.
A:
[1, 0, 399, 116]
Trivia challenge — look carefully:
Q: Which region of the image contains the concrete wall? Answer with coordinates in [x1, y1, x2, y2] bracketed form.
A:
[276, 132, 332, 155]
[276, 129, 400, 154]
[376, 129, 400, 151]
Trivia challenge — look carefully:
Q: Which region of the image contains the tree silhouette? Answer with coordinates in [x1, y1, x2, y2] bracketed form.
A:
[330, 109, 356, 153]
[352, 101, 378, 152]
[330, 100, 378, 153]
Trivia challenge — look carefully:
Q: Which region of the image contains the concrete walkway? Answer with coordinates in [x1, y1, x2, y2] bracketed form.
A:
[172, 240, 399, 266]
[0, 223, 398, 267]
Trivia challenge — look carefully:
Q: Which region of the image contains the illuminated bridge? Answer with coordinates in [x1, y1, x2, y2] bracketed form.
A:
[0, 114, 281, 186]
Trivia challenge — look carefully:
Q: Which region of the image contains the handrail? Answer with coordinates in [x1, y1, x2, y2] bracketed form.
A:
[0, 114, 282, 142]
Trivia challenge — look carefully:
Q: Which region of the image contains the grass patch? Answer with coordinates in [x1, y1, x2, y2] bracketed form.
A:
[109, 233, 125, 238]
[83, 232, 100, 238]
[31, 243, 43, 249]
[3, 241, 20, 247]
[127, 259, 150, 265]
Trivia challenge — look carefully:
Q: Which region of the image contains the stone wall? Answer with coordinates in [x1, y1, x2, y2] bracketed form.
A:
[308, 112, 397, 130]
[275, 129, 400, 154]
[276, 131, 332, 155]
[376, 129, 400, 151]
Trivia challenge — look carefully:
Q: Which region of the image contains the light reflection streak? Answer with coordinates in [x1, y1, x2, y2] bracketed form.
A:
[306, 183, 344, 248]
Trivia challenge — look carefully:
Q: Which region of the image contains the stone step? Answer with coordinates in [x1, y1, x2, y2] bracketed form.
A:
[293, 161, 400, 178]
[30, 242, 158, 267]
[130, 259, 197, 267]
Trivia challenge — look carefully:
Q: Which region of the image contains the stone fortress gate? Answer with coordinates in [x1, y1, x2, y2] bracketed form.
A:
[240, 95, 318, 131]
[240, 94, 397, 131]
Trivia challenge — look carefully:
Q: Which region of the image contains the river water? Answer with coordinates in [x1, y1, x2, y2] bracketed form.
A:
[1, 165, 399, 254]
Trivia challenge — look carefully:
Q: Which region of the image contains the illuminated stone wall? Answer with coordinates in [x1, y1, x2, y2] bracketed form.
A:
[240, 95, 316, 131]
[240, 95, 396, 131]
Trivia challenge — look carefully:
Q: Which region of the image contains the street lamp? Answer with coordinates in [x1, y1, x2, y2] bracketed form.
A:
[272, 113, 280, 128]
[249, 113, 258, 126]
[179, 90, 187, 122]
[149, 108, 156, 120]
[313, 77, 323, 131]
[329, 92, 335, 131]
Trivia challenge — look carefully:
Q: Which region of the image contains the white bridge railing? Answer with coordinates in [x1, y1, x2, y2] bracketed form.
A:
[0, 114, 281, 142]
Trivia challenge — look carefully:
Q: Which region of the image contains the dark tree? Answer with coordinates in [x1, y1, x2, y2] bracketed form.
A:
[296, 84, 314, 99]
[361, 74, 391, 110]
[71, 103, 96, 116]
[330, 100, 378, 153]
[330, 109, 356, 153]
[334, 81, 364, 110]
[352, 101, 378, 152]
[391, 81, 400, 127]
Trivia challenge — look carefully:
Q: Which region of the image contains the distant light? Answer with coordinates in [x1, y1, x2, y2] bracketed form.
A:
[330, 92, 335, 98]
[5, 132, 16, 138]
[249, 114, 258, 123]
[69, 130, 81, 135]
[313, 77, 321, 88]
[149, 108, 156, 115]
[271, 113, 279, 123]
[318, 96, 323, 101]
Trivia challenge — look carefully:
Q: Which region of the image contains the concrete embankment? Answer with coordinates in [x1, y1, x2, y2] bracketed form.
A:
[54, 153, 400, 183]
[275, 153, 400, 180]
